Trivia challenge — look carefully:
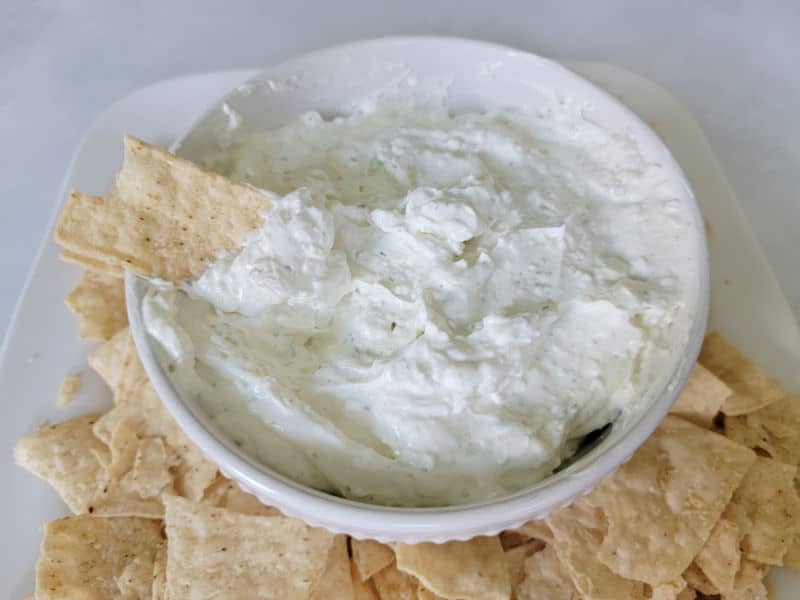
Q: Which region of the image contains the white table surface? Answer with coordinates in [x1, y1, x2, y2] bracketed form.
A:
[1, 0, 798, 341]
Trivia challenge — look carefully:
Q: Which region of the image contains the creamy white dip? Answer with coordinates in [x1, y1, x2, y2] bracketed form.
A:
[143, 98, 698, 506]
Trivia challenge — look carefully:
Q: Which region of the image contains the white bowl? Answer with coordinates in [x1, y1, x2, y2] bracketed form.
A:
[126, 37, 710, 543]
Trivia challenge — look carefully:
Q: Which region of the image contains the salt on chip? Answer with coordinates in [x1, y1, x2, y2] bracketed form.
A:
[589, 415, 755, 586]
[351, 538, 396, 581]
[311, 534, 354, 600]
[371, 562, 419, 600]
[57, 374, 81, 408]
[546, 498, 646, 600]
[514, 544, 579, 600]
[722, 455, 800, 565]
[699, 333, 784, 415]
[351, 561, 380, 600]
[394, 536, 510, 600]
[35, 515, 163, 600]
[669, 363, 731, 428]
[61, 249, 124, 277]
[55, 136, 273, 282]
[164, 495, 334, 599]
[88, 327, 132, 390]
[65, 270, 128, 341]
[694, 517, 741, 592]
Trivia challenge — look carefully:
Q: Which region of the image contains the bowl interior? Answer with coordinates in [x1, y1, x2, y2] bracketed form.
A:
[126, 37, 709, 541]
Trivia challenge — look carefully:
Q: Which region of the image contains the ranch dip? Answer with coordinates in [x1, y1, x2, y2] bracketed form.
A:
[142, 97, 698, 506]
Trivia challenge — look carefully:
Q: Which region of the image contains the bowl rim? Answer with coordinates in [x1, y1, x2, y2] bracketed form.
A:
[125, 35, 710, 542]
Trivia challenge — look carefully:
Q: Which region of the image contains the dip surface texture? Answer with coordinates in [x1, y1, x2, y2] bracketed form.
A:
[143, 99, 697, 506]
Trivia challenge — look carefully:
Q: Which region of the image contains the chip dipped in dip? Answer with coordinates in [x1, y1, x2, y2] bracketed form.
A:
[142, 97, 699, 507]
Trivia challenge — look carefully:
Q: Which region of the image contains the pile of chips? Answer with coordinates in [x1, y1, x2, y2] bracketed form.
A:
[15, 137, 800, 599]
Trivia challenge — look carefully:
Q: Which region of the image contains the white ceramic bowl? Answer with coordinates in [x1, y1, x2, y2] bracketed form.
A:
[126, 37, 710, 543]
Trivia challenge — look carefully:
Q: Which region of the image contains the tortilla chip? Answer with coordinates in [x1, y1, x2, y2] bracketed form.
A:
[35, 515, 163, 600]
[351, 561, 380, 600]
[395, 536, 510, 600]
[721, 560, 769, 600]
[65, 270, 128, 341]
[164, 495, 333, 599]
[371, 562, 419, 600]
[54, 136, 272, 282]
[14, 415, 166, 517]
[57, 374, 81, 408]
[514, 544, 579, 600]
[60, 249, 124, 277]
[88, 327, 132, 390]
[649, 579, 688, 600]
[94, 353, 216, 499]
[694, 517, 741, 592]
[699, 333, 784, 415]
[202, 475, 280, 516]
[546, 497, 646, 599]
[311, 534, 353, 600]
[416, 585, 446, 599]
[784, 534, 800, 570]
[351, 539, 396, 581]
[676, 587, 696, 600]
[723, 394, 800, 467]
[669, 363, 731, 428]
[517, 519, 555, 544]
[116, 541, 166, 597]
[589, 416, 755, 585]
[505, 540, 546, 589]
[722, 456, 800, 565]
[683, 562, 718, 596]
[152, 542, 168, 600]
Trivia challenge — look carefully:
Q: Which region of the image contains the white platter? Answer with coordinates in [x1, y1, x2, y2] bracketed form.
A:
[1, 54, 798, 597]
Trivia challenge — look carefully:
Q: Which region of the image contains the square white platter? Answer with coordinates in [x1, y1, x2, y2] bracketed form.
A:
[1, 62, 798, 598]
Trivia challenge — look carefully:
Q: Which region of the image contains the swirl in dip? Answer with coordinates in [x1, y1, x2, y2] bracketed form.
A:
[142, 97, 698, 506]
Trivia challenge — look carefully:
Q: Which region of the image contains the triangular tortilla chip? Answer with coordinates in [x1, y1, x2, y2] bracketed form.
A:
[669, 363, 731, 428]
[723, 394, 800, 467]
[395, 537, 510, 600]
[683, 562, 718, 596]
[546, 498, 646, 600]
[61, 249, 124, 277]
[55, 136, 272, 282]
[311, 535, 353, 600]
[14, 415, 168, 517]
[721, 456, 800, 565]
[65, 270, 128, 341]
[505, 540, 546, 589]
[202, 475, 280, 516]
[514, 544, 579, 600]
[371, 562, 418, 600]
[93, 352, 216, 499]
[164, 495, 334, 599]
[699, 333, 784, 415]
[35, 515, 163, 600]
[88, 327, 132, 390]
[351, 561, 380, 600]
[589, 416, 755, 585]
[694, 517, 741, 592]
[351, 539, 396, 581]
